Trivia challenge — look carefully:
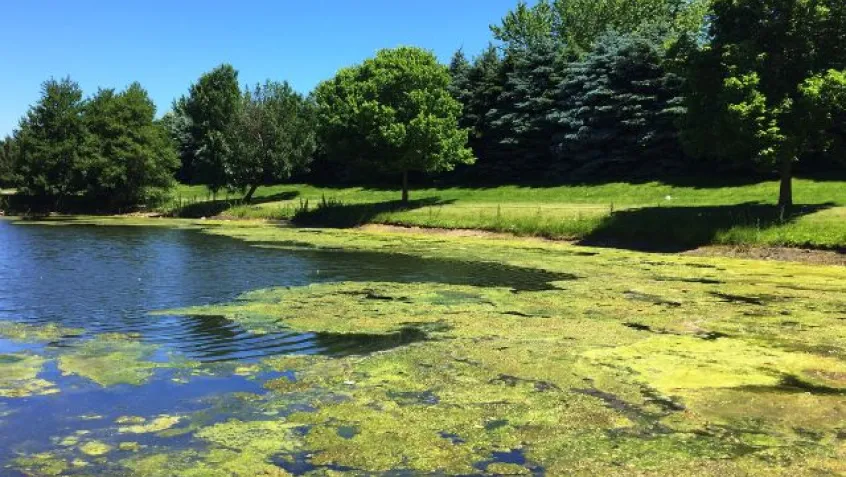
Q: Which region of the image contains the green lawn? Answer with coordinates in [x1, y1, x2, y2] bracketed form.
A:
[163, 180, 846, 250]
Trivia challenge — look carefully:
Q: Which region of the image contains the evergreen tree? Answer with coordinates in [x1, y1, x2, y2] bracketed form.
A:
[550, 33, 685, 178]
[84, 83, 178, 206]
[488, 38, 564, 178]
[181, 64, 241, 194]
[164, 97, 196, 184]
[448, 49, 472, 106]
[455, 45, 510, 178]
[15, 77, 92, 203]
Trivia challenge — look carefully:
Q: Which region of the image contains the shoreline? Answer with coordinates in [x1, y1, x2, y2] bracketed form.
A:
[5, 213, 844, 267]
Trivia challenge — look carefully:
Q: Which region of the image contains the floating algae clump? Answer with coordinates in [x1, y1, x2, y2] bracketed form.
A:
[11, 453, 69, 476]
[121, 420, 299, 477]
[79, 440, 112, 456]
[118, 415, 182, 434]
[57, 333, 160, 386]
[0, 353, 57, 397]
[0, 321, 82, 342]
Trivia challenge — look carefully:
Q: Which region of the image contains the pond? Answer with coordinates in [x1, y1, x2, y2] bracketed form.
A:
[0, 220, 563, 475]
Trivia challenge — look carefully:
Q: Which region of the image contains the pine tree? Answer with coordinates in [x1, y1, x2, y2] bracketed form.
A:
[549, 33, 685, 178]
[488, 38, 564, 178]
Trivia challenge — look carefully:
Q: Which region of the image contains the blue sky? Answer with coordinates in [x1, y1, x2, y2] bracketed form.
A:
[1, 0, 519, 136]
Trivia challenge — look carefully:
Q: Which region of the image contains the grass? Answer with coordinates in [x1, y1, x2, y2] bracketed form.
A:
[7, 217, 846, 475]
[160, 179, 846, 250]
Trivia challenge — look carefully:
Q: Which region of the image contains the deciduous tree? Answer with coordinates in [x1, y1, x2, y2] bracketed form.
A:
[180, 64, 241, 194]
[15, 78, 91, 204]
[228, 81, 317, 202]
[315, 47, 474, 202]
[683, 0, 846, 208]
[84, 83, 178, 206]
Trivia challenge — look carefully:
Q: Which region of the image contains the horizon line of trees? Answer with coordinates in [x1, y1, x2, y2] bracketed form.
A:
[2, 0, 845, 210]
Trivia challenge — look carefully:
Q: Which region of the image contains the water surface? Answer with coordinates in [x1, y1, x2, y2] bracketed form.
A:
[0, 220, 561, 475]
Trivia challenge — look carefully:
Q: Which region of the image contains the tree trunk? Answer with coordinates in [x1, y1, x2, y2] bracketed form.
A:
[401, 170, 409, 204]
[243, 184, 259, 203]
[778, 156, 794, 212]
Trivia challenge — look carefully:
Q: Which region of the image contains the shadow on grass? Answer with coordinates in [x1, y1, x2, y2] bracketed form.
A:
[171, 191, 300, 218]
[579, 203, 835, 252]
[292, 198, 454, 228]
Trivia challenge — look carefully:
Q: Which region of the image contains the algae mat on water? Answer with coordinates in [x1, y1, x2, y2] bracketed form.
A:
[5, 217, 846, 475]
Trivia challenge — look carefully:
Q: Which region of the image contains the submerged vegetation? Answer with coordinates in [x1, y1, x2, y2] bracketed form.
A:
[1, 217, 845, 475]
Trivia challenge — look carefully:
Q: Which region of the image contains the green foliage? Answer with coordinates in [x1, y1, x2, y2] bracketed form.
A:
[449, 45, 509, 177]
[0, 135, 16, 188]
[13, 78, 177, 209]
[227, 81, 317, 201]
[797, 69, 846, 159]
[83, 83, 178, 206]
[492, 0, 710, 53]
[180, 64, 241, 193]
[682, 0, 846, 206]
[15, 77, 92, 201]
[550, 33, 686, 178]
[315, 47, 474, 201]
[488, 38, 564, 177]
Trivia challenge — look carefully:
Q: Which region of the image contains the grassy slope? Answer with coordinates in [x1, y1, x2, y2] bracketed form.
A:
[164, 180, 846, 249]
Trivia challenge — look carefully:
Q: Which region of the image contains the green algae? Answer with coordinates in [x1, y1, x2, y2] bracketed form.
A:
[120, 420, 300, 477]
[0, 321, 82, 342]
[11, 453, 69, 476]
[0, 353, 57, 398]
[79, 440, 112, 456]
[118, 415, 182, 434]
[57, 333, 161, 386]
[8, 218, 846, 475]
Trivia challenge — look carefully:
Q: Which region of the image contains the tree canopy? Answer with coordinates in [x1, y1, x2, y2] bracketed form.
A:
[179, 64, 241, 193]
[683, 0, 846, 207]
[83, 83, 178, 206]
[315, 47, 474, 202]
[491, 0, 710, 53]
[15, 78, 92, 203]
[228, 81, 317, 202]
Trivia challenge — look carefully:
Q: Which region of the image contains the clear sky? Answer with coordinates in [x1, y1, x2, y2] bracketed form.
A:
[1, 0, 519, 137]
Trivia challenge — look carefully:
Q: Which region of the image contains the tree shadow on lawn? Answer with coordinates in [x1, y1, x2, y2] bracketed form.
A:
[292, 198, 454, 228]
[579, 202, 836, 252]
[172, 191, 300, 218]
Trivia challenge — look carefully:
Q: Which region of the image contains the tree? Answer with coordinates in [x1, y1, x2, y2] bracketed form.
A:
[228, 81, 317, 202]
[488, 38, 564, 178]
[84, 83, 178, 207]
[163, 97, 196, 184]
[180, 64, 241, 193]
[492, 0, 710, 54]
[549, 33, 686, 178]
[450, 45, 513, 177]
[683, 0, 846, 208]
[15, 77, 91, 203]
[0, 135, 16, 188]
[315, 47, 474, 202]
[797, 70, 846, 164]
